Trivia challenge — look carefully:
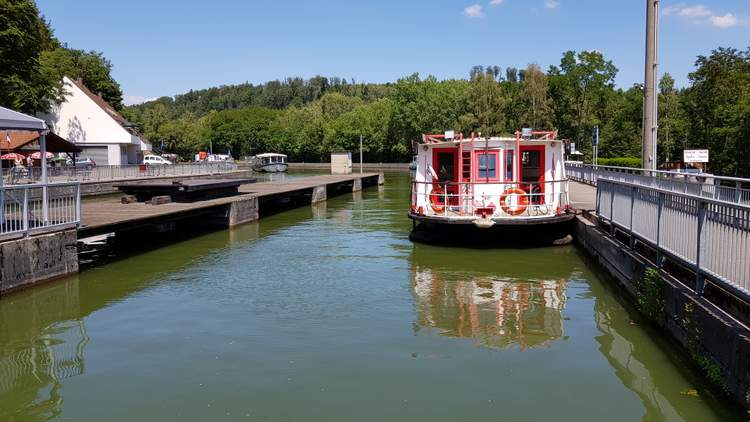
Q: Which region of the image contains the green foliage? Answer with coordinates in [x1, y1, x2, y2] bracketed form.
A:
[39, 46, 124, 110]
[636, 268, 665, 323]
[681, 47, 750, 176]
[0, 0, 59, 113]
[0, 0, 123, 113]
[598, 157, 642, 168]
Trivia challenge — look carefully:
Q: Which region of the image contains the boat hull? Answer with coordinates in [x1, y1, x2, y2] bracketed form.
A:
[253, 163, 289, 173]
[408, 212, 575, 246]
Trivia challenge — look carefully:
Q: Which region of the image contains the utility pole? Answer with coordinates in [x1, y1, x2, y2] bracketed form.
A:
[642, 0, 659, 171]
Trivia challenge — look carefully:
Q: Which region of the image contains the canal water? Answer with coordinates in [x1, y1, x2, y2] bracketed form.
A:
[0, 173, 741, 421]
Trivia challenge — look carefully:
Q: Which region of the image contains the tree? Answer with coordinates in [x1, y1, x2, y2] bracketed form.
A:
[40, 47, 124, 110]
[681, 47, 750, 176]
[548, 50, 618, 160]
[518, 64, 553, 130]
[0, 0, 60, 113]
[462, 70, 505, 134]
[657, 73, 687, 162]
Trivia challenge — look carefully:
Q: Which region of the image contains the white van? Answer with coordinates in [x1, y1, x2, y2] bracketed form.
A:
[143, 155, 173, 165]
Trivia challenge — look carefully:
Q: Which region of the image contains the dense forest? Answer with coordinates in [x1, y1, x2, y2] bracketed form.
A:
[124, 48, 750, 177]
[2, 0, 749, 176]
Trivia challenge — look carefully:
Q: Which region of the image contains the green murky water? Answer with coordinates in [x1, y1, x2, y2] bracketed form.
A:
[0, 173, 741, 421]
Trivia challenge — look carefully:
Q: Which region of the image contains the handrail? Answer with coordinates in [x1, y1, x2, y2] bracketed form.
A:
[596, 178, 750, 304]
[411, 179, 570, 219]
[1, 182, 80, 237]
[599, 178, 750, 211]
[1, 162, 238, 185]
[567, 163, 750, 206]
[411, 178, 570, 186]
[567, 163, 750, 185]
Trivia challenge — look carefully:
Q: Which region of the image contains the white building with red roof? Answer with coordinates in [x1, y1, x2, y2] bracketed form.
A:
[39, 76, 151, 165]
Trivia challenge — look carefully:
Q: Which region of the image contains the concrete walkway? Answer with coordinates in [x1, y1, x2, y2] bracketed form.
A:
[569, 181, 597, 211]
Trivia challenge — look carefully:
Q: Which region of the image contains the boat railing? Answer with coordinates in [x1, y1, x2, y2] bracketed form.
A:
[566, 163, 750, 206]
[410, 179, 571, 218]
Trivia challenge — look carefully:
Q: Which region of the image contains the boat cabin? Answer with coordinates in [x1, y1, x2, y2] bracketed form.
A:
[255, 153, 287, 165]
[411, 131, 570, 222]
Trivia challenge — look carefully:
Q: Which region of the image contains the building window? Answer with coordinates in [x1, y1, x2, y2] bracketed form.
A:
[505, 150, 514, 181]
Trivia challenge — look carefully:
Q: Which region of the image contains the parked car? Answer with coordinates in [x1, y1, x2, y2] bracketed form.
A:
[144, 155, 173, 165]
[65, 157, 96, 170]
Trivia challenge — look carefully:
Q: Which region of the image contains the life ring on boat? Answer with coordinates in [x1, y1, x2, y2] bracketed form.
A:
[429, 186, 446, 214]
[499, 188, 529, 216]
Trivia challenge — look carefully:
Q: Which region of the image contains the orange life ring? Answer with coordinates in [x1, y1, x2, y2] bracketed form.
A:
[499, 188, 529, 216]
[429, 186, 446, 214]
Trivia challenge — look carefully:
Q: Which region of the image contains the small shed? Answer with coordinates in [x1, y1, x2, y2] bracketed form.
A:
[331, 151, 352, 174]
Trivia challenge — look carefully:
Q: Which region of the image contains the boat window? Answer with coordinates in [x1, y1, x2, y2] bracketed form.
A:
[505, 150, 514, 181]
[522, 150, 542, 182]
[477, 152, 497, 179]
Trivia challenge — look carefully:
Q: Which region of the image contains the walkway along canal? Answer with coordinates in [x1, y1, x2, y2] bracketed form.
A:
[0, 173, 743, 420]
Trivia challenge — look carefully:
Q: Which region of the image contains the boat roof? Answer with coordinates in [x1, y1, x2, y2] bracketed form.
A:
[421, 137, 564, 148]
[255, 153, 287, 158]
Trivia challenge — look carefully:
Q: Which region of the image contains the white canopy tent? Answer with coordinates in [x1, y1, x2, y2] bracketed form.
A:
[0, 106, 48, 131]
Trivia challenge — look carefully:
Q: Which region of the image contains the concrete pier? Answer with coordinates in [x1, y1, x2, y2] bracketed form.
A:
[0, 229, 78, 295]
[78, 173, 382, 237]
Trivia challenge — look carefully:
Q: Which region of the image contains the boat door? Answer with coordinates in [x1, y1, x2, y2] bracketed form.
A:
[520, 145, 545, 204]
[432, 148, 459, 206]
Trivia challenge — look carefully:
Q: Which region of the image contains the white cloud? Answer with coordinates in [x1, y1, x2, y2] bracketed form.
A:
[709, 13, 738, 28]
[679, 5, 711, 18]
[662, 4, 744, 29]
[545, 0, 560, 10]
[123, 95, 157, 106]
[490, 0, 504, 5]
[464, 4, 484, 18]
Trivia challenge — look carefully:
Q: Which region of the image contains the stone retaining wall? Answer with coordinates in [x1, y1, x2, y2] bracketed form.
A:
[0, 229, 78, 295]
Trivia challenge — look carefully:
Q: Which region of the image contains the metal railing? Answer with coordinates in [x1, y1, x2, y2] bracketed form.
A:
[411, 180, 570, 218]
[597, 178, 750, 302]
[1, 162, 238, 185]
[1, 182, 80, 237]
[566, 163, 750, 205]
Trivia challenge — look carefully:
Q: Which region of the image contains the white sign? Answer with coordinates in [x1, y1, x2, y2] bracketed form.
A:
[444, 130, 455, 140]
[684, 149, 709, 163]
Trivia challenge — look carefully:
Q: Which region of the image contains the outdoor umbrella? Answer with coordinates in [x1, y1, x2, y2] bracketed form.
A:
[30, 151, 55, 159]
[0, 152, 25, 160]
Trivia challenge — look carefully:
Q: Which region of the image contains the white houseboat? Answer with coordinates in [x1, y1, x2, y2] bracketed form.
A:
[409, 130, 573, 244]
[251, 153, 288, 173]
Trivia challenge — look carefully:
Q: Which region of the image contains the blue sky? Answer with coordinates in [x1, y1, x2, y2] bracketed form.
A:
[36, 0, 749, 105]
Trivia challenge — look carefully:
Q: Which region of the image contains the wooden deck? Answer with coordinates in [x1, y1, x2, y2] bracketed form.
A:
[79, 173, 381, 237]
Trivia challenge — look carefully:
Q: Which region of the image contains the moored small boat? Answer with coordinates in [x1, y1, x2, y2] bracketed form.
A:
[409, 130, 574, 245]
[251, 153, 288, 173]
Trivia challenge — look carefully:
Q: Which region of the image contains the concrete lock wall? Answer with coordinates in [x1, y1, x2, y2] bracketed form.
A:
[312, 185, 327, 204]
[228, 197, 259, 226]
[0, 230, 79, 295]
[574, 216, 750, 408]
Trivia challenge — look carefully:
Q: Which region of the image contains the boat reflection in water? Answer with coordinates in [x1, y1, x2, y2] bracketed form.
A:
[412, 267, 567, 350]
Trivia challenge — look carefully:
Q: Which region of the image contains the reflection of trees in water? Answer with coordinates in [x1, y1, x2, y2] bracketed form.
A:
[412, 268, 567, 350]
[0, 319, 88, 421]
[0, 277, 88, 422]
